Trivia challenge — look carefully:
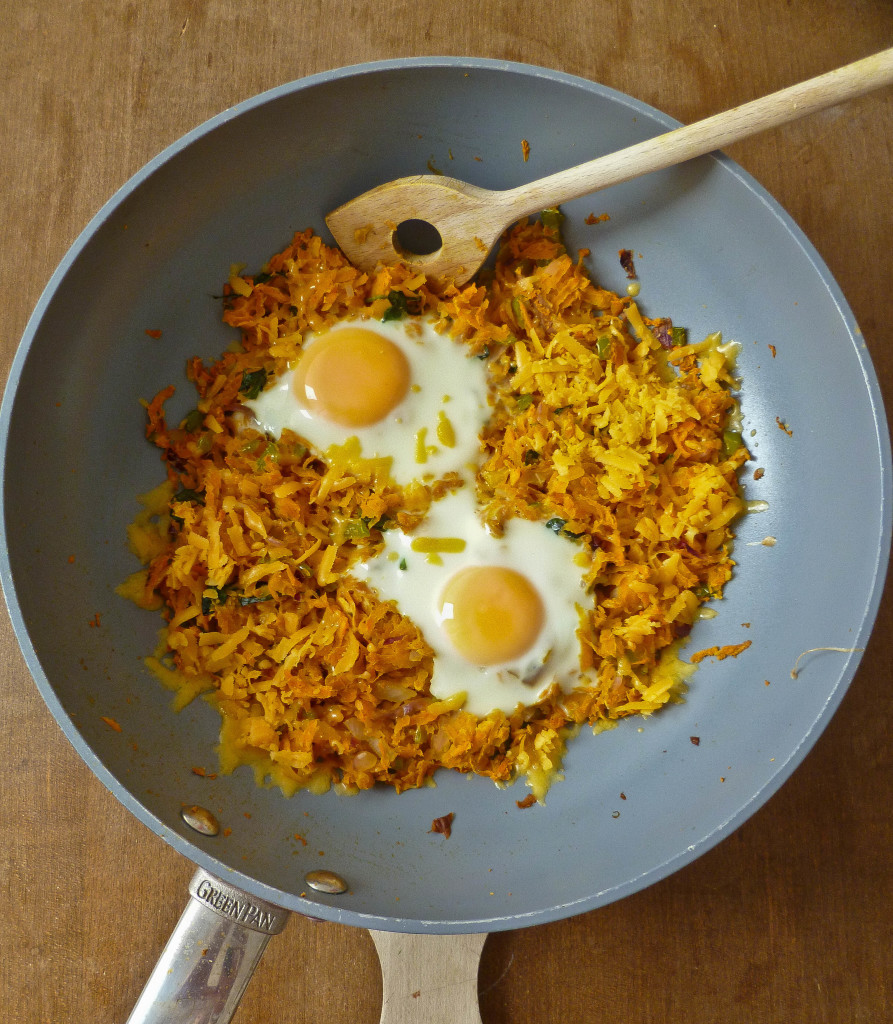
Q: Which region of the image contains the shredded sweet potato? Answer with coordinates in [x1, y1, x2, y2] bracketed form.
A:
[689, 641, 752, 664]
[119, 215, 749, 799]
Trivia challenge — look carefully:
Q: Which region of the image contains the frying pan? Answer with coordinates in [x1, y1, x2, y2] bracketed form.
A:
[1, 57, 889, 1021]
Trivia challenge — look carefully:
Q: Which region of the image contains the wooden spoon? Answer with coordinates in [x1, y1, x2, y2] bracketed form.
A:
[326, 48, 893, 285]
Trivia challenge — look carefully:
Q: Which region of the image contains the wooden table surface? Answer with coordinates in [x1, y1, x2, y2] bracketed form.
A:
[2, 3, 891, 1022]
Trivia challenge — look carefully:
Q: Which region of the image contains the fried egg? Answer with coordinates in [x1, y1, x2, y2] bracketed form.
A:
[244, 316, 490, 485]
[353, 488, 590, 716]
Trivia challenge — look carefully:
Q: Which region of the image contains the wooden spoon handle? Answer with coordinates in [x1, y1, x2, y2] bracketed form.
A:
[370, 930, 488, 1024]
[503, 46, 893, 219]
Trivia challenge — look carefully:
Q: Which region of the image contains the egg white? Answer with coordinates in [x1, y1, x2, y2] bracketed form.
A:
[243, 315, 490, 486]
[352, 488, 591, 716]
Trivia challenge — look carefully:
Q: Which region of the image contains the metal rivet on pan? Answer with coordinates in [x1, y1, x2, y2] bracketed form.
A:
[181, 804, 220, 836]
[304, 869, 348, 894]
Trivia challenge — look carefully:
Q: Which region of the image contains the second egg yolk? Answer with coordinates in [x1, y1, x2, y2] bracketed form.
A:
[293, 327, 411, 427]
[437, 566, 545, 666]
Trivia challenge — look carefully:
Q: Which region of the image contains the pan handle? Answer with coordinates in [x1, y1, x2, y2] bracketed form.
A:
[370, 930, 488, 1024]
[125, 868, 290, 1024]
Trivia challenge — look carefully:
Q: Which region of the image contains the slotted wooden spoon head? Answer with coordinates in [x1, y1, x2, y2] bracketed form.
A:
[325, 174, 510, 285]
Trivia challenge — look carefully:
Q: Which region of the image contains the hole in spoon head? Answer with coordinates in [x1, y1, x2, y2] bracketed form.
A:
[392, 218, 443, 261]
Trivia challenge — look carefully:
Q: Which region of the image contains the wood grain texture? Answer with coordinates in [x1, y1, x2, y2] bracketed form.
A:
[371, 932, 487, 1024]
[1, 2, 891, 1022]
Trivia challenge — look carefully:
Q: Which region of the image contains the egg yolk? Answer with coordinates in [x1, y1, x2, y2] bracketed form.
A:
[437, 566, 545, 666]
[293, 327, 411, 427]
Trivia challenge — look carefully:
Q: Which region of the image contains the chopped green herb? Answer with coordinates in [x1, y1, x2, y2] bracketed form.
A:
[596, 335, 612, 359]
[477, 345, 490, 360]
[523, 449, 540, 465]
[399, 558, 408, 571]
[671, 326, 688, 347]
[173, 488, 205, 506]
[239, 368, 268, 400]
[541, 207, 565, 231]
[693, 583, 715, 600]
[202, 584, 273, 614]
[545, 516, 584, 540]
[343, 519, 371, 539]
[382, 289, 422, 322]
[182, 408, 204, 433]
[255, 441, 278, 471]
[252, 271, 273, 285]
[201, 585, 231, 615]
[554, 405, 571, 415]
[515, 394, 534, 412]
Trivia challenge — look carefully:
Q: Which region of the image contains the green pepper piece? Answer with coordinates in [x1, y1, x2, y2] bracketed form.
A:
[722, 430, 743, 458]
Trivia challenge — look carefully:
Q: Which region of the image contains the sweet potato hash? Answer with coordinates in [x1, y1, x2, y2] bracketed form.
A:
[119, 213, 748, 798]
